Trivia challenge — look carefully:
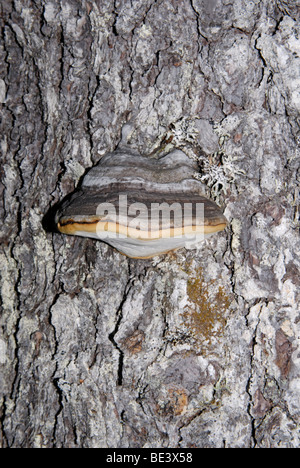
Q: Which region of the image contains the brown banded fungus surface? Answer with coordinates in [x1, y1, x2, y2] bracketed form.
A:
[56, 149, 228, 258]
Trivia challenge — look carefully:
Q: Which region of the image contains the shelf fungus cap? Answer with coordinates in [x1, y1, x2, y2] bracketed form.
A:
[55, 149, 228, 258]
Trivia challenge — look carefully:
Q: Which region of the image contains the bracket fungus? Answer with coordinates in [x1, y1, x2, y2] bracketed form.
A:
[55, 149, 227, 258]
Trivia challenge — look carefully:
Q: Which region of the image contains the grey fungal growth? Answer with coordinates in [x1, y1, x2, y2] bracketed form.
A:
[56, 149, 228, 258]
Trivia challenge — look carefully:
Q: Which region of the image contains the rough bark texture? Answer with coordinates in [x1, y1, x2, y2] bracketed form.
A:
[0, 0, 300, 448]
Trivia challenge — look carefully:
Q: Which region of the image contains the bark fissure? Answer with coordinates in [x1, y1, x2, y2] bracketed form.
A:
[108, 273, 133, 386]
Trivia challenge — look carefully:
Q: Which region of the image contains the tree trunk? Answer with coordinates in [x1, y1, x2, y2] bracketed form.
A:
[1, 0, 299, 448]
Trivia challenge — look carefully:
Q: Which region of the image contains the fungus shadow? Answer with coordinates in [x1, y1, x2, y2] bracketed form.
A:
[42, 192, 76, 234]
[42, 201, 61, 233]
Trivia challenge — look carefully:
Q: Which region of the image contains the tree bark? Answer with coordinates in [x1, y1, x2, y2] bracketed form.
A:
[1, 0, 299, 448]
